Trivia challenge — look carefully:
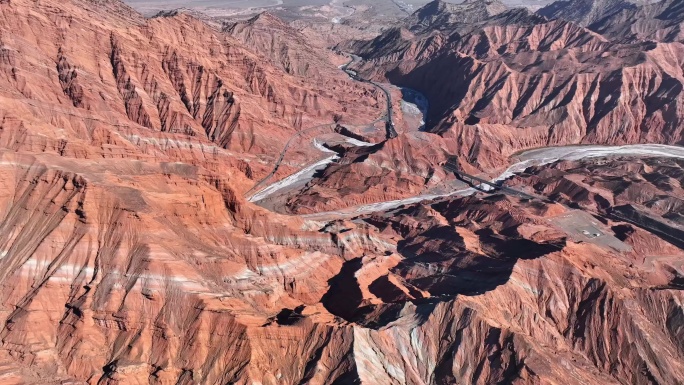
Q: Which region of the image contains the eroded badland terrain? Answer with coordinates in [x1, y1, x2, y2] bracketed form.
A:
[0, 0, 682, 383]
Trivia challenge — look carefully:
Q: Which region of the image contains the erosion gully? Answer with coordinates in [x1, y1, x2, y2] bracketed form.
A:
[248, 55, 684, 221]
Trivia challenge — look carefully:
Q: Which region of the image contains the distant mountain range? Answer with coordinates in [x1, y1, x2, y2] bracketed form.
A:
[346, 0, 683, 169]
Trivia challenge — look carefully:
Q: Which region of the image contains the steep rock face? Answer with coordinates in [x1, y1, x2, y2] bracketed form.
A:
[222, 12, 384, 134]
[110, 35, 155, 130]
[158, 47, 242, 143]
[56, 48, 87, 109]
[224, 13, 332, 79]
[0, 0, 383, 159]
[350, 6, 684, 169]
[0, 0, 683, 383]
[589, 0, 684, 42]
[0, 0, 397, 382]
[537, 0, 636, 26]
[286, 132, 454, 214]
[0, 150, 378, 384]
[405, 0, 509, 32]
[324, 192, 684, 384]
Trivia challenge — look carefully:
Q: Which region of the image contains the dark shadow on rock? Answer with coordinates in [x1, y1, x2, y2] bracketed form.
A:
[275, 305, 306, 325]
[321, 258, 364, 321]
[368, 275, 410, 303]
[330, 197, 566, 328]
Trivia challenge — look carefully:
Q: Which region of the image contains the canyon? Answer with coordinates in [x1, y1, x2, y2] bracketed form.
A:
[0, 0, 681, 383]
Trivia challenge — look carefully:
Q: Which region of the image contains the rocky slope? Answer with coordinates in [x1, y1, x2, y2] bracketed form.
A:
[589, 0, 684, 42]
[348, 189, 684, 384]
[0, 0, 382, 382]
[404, 0, 509, 32]
[508, 156, 684, 248]
[282, 131, 454, 214]
[537, 0, 637, 26]
[0, 0, 383, 164]
[223, 12, 345, 79]
[0, 0, 682, 383]
[347, 0, 684, 171]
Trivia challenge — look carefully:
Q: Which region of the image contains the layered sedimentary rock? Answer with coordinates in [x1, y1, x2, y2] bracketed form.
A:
[223, 12, 343, 79]
[347, 0, 684, 170]
[508, 156, 684, 248]
[296, 176, 684, 384]
[404, 0, 509, 32]
[589, 0, 684, 42]
[0, 0, 682, 383]
[0, 0, 383, 163]
[0, 0, 379, 382]
[285, 132, 454, 214]
[537, 0, 637, 26]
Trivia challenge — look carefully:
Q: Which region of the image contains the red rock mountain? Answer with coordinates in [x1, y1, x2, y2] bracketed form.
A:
[537, 0, 637, 27]
[0, 0, 682, 384]
[404, 0, 509, 32]
[223, 12, 338, 79]
[348, 0, 684, 170]
[589, 0, 684, 42]
[0, 0, 382, 158]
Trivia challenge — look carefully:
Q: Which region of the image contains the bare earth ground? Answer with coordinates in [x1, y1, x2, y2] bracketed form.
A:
[0, 0, 683, 382]
[123, 0, 557, 18]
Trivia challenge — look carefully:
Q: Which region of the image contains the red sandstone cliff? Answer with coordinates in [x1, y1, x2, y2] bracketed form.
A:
[347, 1, 684, 170]
[0, 0, 681, 383]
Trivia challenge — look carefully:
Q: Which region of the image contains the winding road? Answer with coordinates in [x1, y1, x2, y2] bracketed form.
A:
[300, 144, 684, 221]
[248, 55, 684, 220]
[246, 122, 336, 198]
[341, 55, 397, 139]
[247, 55, 397, 201]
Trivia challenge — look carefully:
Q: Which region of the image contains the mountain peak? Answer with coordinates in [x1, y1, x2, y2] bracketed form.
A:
[248, 11, 287, 26]
[407, 0, 507, 31]
[223, 11, 291, 35]
[537, 0, 636, 26]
